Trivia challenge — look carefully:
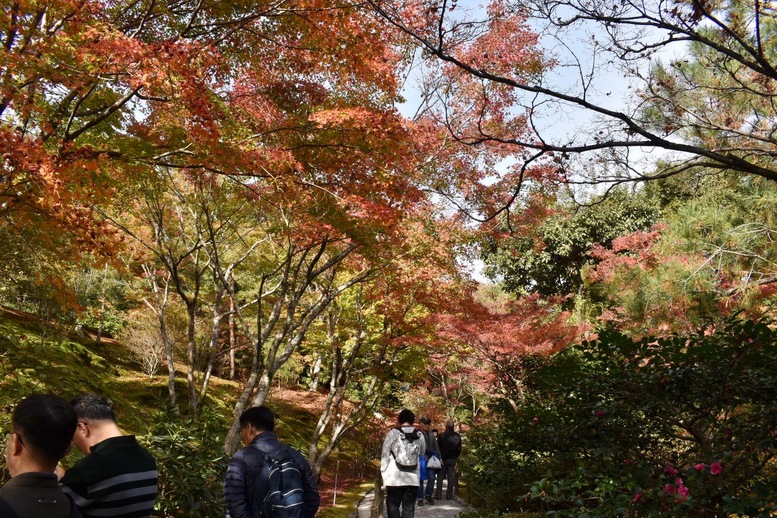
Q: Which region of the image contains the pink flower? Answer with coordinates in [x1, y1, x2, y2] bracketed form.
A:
[632, 492, 642, 502]
[664, 464, 679, 476]
[664, 479, 690, 502]
[594, 409, 606, 417]
[530, 417, 539, 425]
[710, 462, 722, 475]
[694, 463, 706, 471]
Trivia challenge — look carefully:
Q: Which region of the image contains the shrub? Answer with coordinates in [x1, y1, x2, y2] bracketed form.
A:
[145, 405, 229, 517]
[464, 318, 777, 517]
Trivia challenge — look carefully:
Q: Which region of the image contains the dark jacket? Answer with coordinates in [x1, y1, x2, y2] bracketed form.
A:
[224, 432, 320, 518]
[60, 435, 157, 518]
[437, 429, 462, 461]
[0, 472, 80, 518]
[421, 430, 439, 458]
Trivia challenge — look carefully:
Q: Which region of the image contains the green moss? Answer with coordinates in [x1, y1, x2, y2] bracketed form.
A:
[317, 480, 375, 518]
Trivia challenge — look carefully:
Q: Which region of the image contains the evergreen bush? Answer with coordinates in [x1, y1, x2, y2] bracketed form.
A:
[146, 406, 229, 517]
[464, 318, 777, 517]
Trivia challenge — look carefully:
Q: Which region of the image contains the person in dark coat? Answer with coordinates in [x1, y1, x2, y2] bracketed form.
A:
[416, 416, 440, 506]
[224, 405, 320, 518]
[59, 394, 158, 518]
[435, 419, 462, 500]
[0, 394, 80, 518]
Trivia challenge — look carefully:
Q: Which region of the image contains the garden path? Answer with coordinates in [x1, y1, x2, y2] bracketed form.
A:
[353, 489, 469, 518]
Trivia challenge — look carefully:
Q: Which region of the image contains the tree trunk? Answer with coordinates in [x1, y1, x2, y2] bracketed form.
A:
[141, 266, 179, 414]
[197, 305, 226, 410]
[224, 371, 272, 453]
[309, 354, 322, 392]
[186, 302, 198, 417]
[229, 303, 236, 380]
[160, 311, 179, 415]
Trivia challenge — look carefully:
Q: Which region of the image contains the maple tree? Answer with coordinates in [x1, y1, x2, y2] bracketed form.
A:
[115, 168, 370, 445]
[366, 0, 777, 221]
[109, 159, 473, 455]
[2, 0, 482, 432]
[303, 282, 429, 476]
[0, 226, 78, 312]
[427, 299, 491, 422]
[438, 285, 588, 413]
[296, 202, 472, 474]
[0, 0, 424, 278]
[134, 261, 181, 411]
[114, 170, 262, 416]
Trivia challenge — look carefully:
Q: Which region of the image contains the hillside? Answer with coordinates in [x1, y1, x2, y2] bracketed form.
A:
[0, 306, 376, 517]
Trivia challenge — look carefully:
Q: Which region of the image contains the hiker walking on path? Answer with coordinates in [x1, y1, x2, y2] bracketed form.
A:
[224, 405, 320, 518]
[435, 420, 462, 500]
[416, 417, 440, 507]
[380, 409, 426, 518]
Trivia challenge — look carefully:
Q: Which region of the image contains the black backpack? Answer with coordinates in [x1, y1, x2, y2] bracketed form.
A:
[252, 445, 305, 518]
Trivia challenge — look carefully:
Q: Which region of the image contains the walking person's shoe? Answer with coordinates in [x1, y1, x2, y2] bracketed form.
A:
[425, 495, 435, 505]
[417, 499, 425, 507]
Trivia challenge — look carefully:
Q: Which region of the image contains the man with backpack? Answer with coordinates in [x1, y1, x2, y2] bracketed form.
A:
[224, 406, 320, 518]
[380, 409, 426, 518]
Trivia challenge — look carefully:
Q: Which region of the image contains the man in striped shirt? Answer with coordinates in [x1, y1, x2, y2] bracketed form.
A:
[59, 394, 158, 518]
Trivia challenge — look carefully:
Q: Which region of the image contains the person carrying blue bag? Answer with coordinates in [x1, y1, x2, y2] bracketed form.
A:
[416, 417, 441, 506]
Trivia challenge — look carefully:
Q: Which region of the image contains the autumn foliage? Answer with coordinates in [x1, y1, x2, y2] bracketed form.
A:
[1, 0, 446, 268]
[434, 288, 588, 410]
[3, 1, 777, 516]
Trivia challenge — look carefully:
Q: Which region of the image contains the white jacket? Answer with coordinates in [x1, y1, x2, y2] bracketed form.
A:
[380, 425, 427, 487]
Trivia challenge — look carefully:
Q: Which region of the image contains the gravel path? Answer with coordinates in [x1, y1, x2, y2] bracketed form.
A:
[353, 490, 469, 518]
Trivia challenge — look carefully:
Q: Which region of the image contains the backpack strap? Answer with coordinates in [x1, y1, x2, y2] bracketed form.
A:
[395, 427, 419, 441]
[0, 496, 18, 518]
[390, 427, 404, 461]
